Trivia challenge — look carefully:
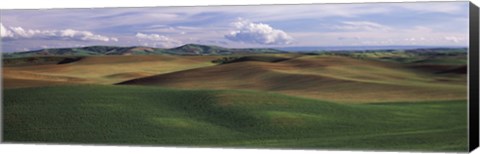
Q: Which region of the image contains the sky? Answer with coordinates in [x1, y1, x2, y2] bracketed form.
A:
[0, 1, 470, 52]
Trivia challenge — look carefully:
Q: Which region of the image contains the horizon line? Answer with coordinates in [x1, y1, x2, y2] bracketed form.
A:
[2, 44, 469, 53]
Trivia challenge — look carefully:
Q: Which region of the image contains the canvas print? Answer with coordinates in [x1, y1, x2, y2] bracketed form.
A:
[1, 2, 470, 152]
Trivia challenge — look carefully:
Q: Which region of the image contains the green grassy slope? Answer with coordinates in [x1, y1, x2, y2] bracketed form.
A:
[3, 85, 467, 152]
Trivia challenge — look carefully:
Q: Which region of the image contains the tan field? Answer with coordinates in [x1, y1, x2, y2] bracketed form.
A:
[3, 54, 467, 103]
[3, 55, 218, 86]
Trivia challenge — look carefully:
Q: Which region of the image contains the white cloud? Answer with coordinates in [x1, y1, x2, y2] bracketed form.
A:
[225, 18, 293, 45]
[135, 33, 182, 48]
[443, 36, 464, 43]
[135, 33, 174, 41]
[1, 23, 14, 38]
[1, 24, 117, 42]
[335, 21, 392, 32]
[59, 29, 116, 42]
[404, 37, 427, 42]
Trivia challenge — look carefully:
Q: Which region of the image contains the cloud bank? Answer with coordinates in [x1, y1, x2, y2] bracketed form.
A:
[225, 19, 292, 45]
[1, 2, 469, 52]
[1, 23, 117, 42]
[135, 33, 182, 48]
[1, 23, 14, 38]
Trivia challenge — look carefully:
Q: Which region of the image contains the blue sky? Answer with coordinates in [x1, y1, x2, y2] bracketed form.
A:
[0, 1, 469, 52]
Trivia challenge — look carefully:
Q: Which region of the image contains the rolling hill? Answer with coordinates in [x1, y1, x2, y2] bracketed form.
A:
[2, 44, 286, 58]
[2, 55, 221, 88]
[118, 55, 466, 103]
[3, 48, 467, 103]
[2, 48, 469, 151]
[3, 85, 467, 151]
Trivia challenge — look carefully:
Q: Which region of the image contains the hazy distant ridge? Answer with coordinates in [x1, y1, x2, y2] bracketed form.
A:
[2, 44, 285, 58]
[2, 44, 467, 58]
[276, 46, 468, 52]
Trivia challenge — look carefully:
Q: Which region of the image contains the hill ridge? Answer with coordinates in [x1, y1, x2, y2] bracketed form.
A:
[3, 44, 287, 58]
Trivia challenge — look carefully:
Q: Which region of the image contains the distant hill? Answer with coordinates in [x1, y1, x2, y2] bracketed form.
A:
[165, 44, 285, 55]
[2, 44, 286, 58]
[2, 46, 165, 58]
[276, 46, 467, 52]
[3, 44, 467, 58]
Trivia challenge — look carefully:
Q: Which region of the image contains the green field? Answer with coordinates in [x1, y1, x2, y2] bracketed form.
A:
[2, 48, 469, 152]
[3, 85, 467, 151]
